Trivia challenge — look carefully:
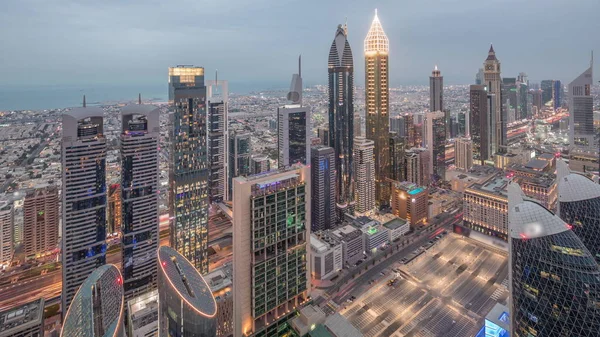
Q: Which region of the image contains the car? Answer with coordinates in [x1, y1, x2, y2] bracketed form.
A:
[428, 240, 434, 244]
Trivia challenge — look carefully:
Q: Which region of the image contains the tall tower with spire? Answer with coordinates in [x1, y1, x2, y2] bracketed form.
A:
[429, 65, 443, 112]
[365, 9, 390, 206]
[328, 22, 355, 217]
[568, 52, 595, 152]
[483, 44, 505, 155]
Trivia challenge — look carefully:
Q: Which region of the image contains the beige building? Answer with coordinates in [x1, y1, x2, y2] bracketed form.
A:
[354, 137, 376, 214]
[507, 164, 557, 211]
[455, 137, 473, 171]
[23, 185, 59, 259]
[405, 148, 430, 187]
[391, 181, 429, 226]
[463, 174, 509, 241]
[206, 267, 233, 337]
[0, 202, 13, 268]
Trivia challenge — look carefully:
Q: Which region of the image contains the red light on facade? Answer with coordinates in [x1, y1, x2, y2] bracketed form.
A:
[566, 224, 573, 230]
[117, 277, 122, 284]
[555, 152, 561, 157]
[162, 261, 166, 267]
[519, 233, 528, 239]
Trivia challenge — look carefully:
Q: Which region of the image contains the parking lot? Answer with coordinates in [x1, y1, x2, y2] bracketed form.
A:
[341, 233, 508, 337]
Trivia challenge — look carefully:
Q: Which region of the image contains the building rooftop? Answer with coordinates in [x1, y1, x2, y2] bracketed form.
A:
[324, 314, 362, 337]
[0, 298, 43, 336]
[470, 174, 510, 197]
[525, 159, 548, 171]
[382, 217, 408, 230]
[331, 225, 363, 241]
[557, 159, 600, 202]
[484, 303, 510, 333]
[204, 267, 233, 294]
[393, 181, 427, 194]
[538, 153, 555, 160]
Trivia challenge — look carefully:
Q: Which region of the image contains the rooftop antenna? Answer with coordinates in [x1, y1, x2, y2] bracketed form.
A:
[215, 69, 218, 84]
[138, 93, 141, 105]
[591, 50, 594, 68]
[83, 95, 86, 108]
[298, 55, 302, 78]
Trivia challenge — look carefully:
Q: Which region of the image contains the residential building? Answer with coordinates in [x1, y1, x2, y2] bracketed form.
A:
[61, 264, 125, 337]
[0, 202, 14, 268]
[127, 290, 158, 337]
[23, 185, 58, 259]
[107, 183, 122, 235]
[391, 181, 429, 226]
[206, 77, 229, 203]
[168, 65, 210, 273]
[232, 167, 310, 337]
[0, 298, 44, 337]
[311, 146, 335, 231]
[353, 137, 375, 214]
[404, 148, 430, 187]
[310, 233, 343, 280]
[61, 105, 108, 313]
[424, 111, 446, 181]
[364, 10, 391, 205]
[328, 23, 355, 216]
[120, 103, 160, 301]
[463, 174, 509, 240]
[508, 183, 600, 336]
[157, 246, 217, 336]
[205, 267, 233, 337]
[430, 65, 443, 112]
[455, 137, 473, 171]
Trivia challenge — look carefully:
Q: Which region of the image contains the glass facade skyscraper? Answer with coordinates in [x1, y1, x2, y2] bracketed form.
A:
[168, 66, 210, 273]
[228, 131, 251, 200]
[328, 22, 355, 216]
[311, 146, 335, 231]
[509, 183, 600, 337]
[469, 84, 489, 164]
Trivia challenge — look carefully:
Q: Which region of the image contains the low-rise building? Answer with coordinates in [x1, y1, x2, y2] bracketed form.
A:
[290, 305, 326, 336]
[330, 225, 365, 267]
[127, 290, 159, 337]
[391, 181, 429, 226]
[463, 174, 509, 241]
[310, 233, 343, 280]
[507, 163, 557, 211]
[0, 298, 44, 337]
[205, 267, 233, 337]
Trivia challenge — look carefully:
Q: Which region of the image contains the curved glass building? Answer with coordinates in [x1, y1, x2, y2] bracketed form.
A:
[508, 183, 600, 336]
[157, 246, 217, 337]
[61, 264, 125, 337]
[557, 159, 600, 263]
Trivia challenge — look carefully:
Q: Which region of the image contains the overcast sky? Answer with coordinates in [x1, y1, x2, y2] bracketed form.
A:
[1, 0, 599, 89]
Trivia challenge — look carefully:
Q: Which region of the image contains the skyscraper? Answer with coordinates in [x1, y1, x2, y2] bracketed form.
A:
[541, 79, 553, 105]
[389, 115, 404, 136]
[483, 45, 505, 155]
[531, 88, 543, 113]
[250, 156, 270, 175]
[557, 159, 600, 263]
[475, 68, 484, 85]
[502, 77, 517, 123]
[568, 56, 594, 151]
[328, 22, 355, 215]
[311, 146, 335, 231]
[0, 202, 13, 268]
[469, 84, 489, 164]
[228, 131, 251, 200]
[107, 184, 122, 235]
[389, 132, 405, 182]
[365, 9, 390, 206]
[278, 57, 310, 168]
[353, 137, 376, 214]
[233, 167, 310, 337]
[517, 75, 529, 119]
[404, 114, 415, 148]
[424, 111, 446, 181]
[430, 65, 443, 112]
[553, 80, 562, 110]
[454, 137, 473, 171]
[508, 183, 600, 336]
[61, 104, 107, 313]
[157, 246, 217, 336]
[206, 75, 229, 203]
[61, 264, 125, 337]
[120, 103, 159, 301]
[404, 148, 430, 187]
[168, 66, 210, 273]
[23, 185, 59, 259]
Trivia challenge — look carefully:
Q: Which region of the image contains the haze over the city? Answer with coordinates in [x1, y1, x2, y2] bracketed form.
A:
[1, 0, 599, 89]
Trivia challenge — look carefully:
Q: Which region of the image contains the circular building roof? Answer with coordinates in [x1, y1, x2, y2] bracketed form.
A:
[157, 246, 217, 317]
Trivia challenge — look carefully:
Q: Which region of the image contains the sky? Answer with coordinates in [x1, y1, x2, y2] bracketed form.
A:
[1, 0, 599, 89]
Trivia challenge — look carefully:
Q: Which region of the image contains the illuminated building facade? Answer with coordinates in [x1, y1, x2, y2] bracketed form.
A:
[120, 103, 160, 301]
[228, 131, 251, 201]
[168, 66, 210, 273]
[107, 184, 122, 235]
[391, 181, 429, 226]
[389, 132, 405, 182]
[353, 137, 375, 214]
[365, 10, 390, 205]
[157, 246, 217, 336]
[463, 174, 509, 241]
[424, 111, 446, 181]
[23, 185, 59, 259]
[206, 77, 229, 203]
[61, 105, 108, 314]
[0, 202, 13, 269]
[404, 148, 430, 187]
[507, 163, 557, 211]
[430, 65, 443, 112]
[328, 23, 355, 215]
[508, 183, 600, 337]
[483, 45, 505, 155]
[470, 84, 489, 164]
[455, 137, 473, 172]
[232, 167, 310, 337]
[61, 264, 125, 337]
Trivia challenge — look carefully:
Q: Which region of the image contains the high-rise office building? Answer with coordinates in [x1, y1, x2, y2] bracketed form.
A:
[557, 160, 600, 263]
[389, 132, 405, 182]
[232, 167, 310, 337]
[483, 45, 505, 155]
[354, 137, 376, 214]
[311, 146, 335, 231]
[568, 57, 595, 151]
[517, 79, 529, 119]
[404, 114, 415, 148]
[365, 10, 390, 206]
[107, 183, 122, 235]
[531, 88, 543, 114]
[475, 68, 484, 85]
[228, 131, 251, 200]
[470, 84, 489, 164]
[541, 79, 553, 105]
[157, 246, 217, 336]
[391, 181, 429, 226]
[317, 127, 329, 147]
[0, 202, 13, 268]
[508, 183, 600, 336]
[206, 76, 229, 203]
[120, 103, 159, 301]
[251, 156, 270, 175]
[61, 264, 125, 337]
[328, 22, 355, 216]
[0, 298, 44, 337]
[23, 185, 58, 259]
[502, 77, 517, 123]
[553, 80, 562, 110]
[61, 105, 108, 313]
[404, 148, 430, 187]
[424, 111, 446, 181]
[389, 115, 404, 136]
[278, 57, 310, 168]
[455, 137, 473, 171]
[430, 65, 443, 112]
[168, 66, 210, 273]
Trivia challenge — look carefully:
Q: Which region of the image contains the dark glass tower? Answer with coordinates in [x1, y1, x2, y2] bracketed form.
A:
[557, 159, 600, 263]
[311, 146, 335, 231]
[469, 84, 489, 164]
[328, 23, 355, 216]
[168, 66, 209, 273]
[508, 183, 600, 336]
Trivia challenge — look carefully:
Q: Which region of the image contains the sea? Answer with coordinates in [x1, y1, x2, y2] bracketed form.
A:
[0, 81, 289, 111]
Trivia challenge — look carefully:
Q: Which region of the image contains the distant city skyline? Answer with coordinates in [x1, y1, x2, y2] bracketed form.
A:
[1, 0, 599, 90]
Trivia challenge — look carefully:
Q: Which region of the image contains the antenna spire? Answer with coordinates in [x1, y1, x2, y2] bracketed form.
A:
[83, 95, 86, 108]
[215, 69, 218, 83]
[298, 55, 302, 77]
[592, 50, 594, 68]
[138, 93, 141, 105]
